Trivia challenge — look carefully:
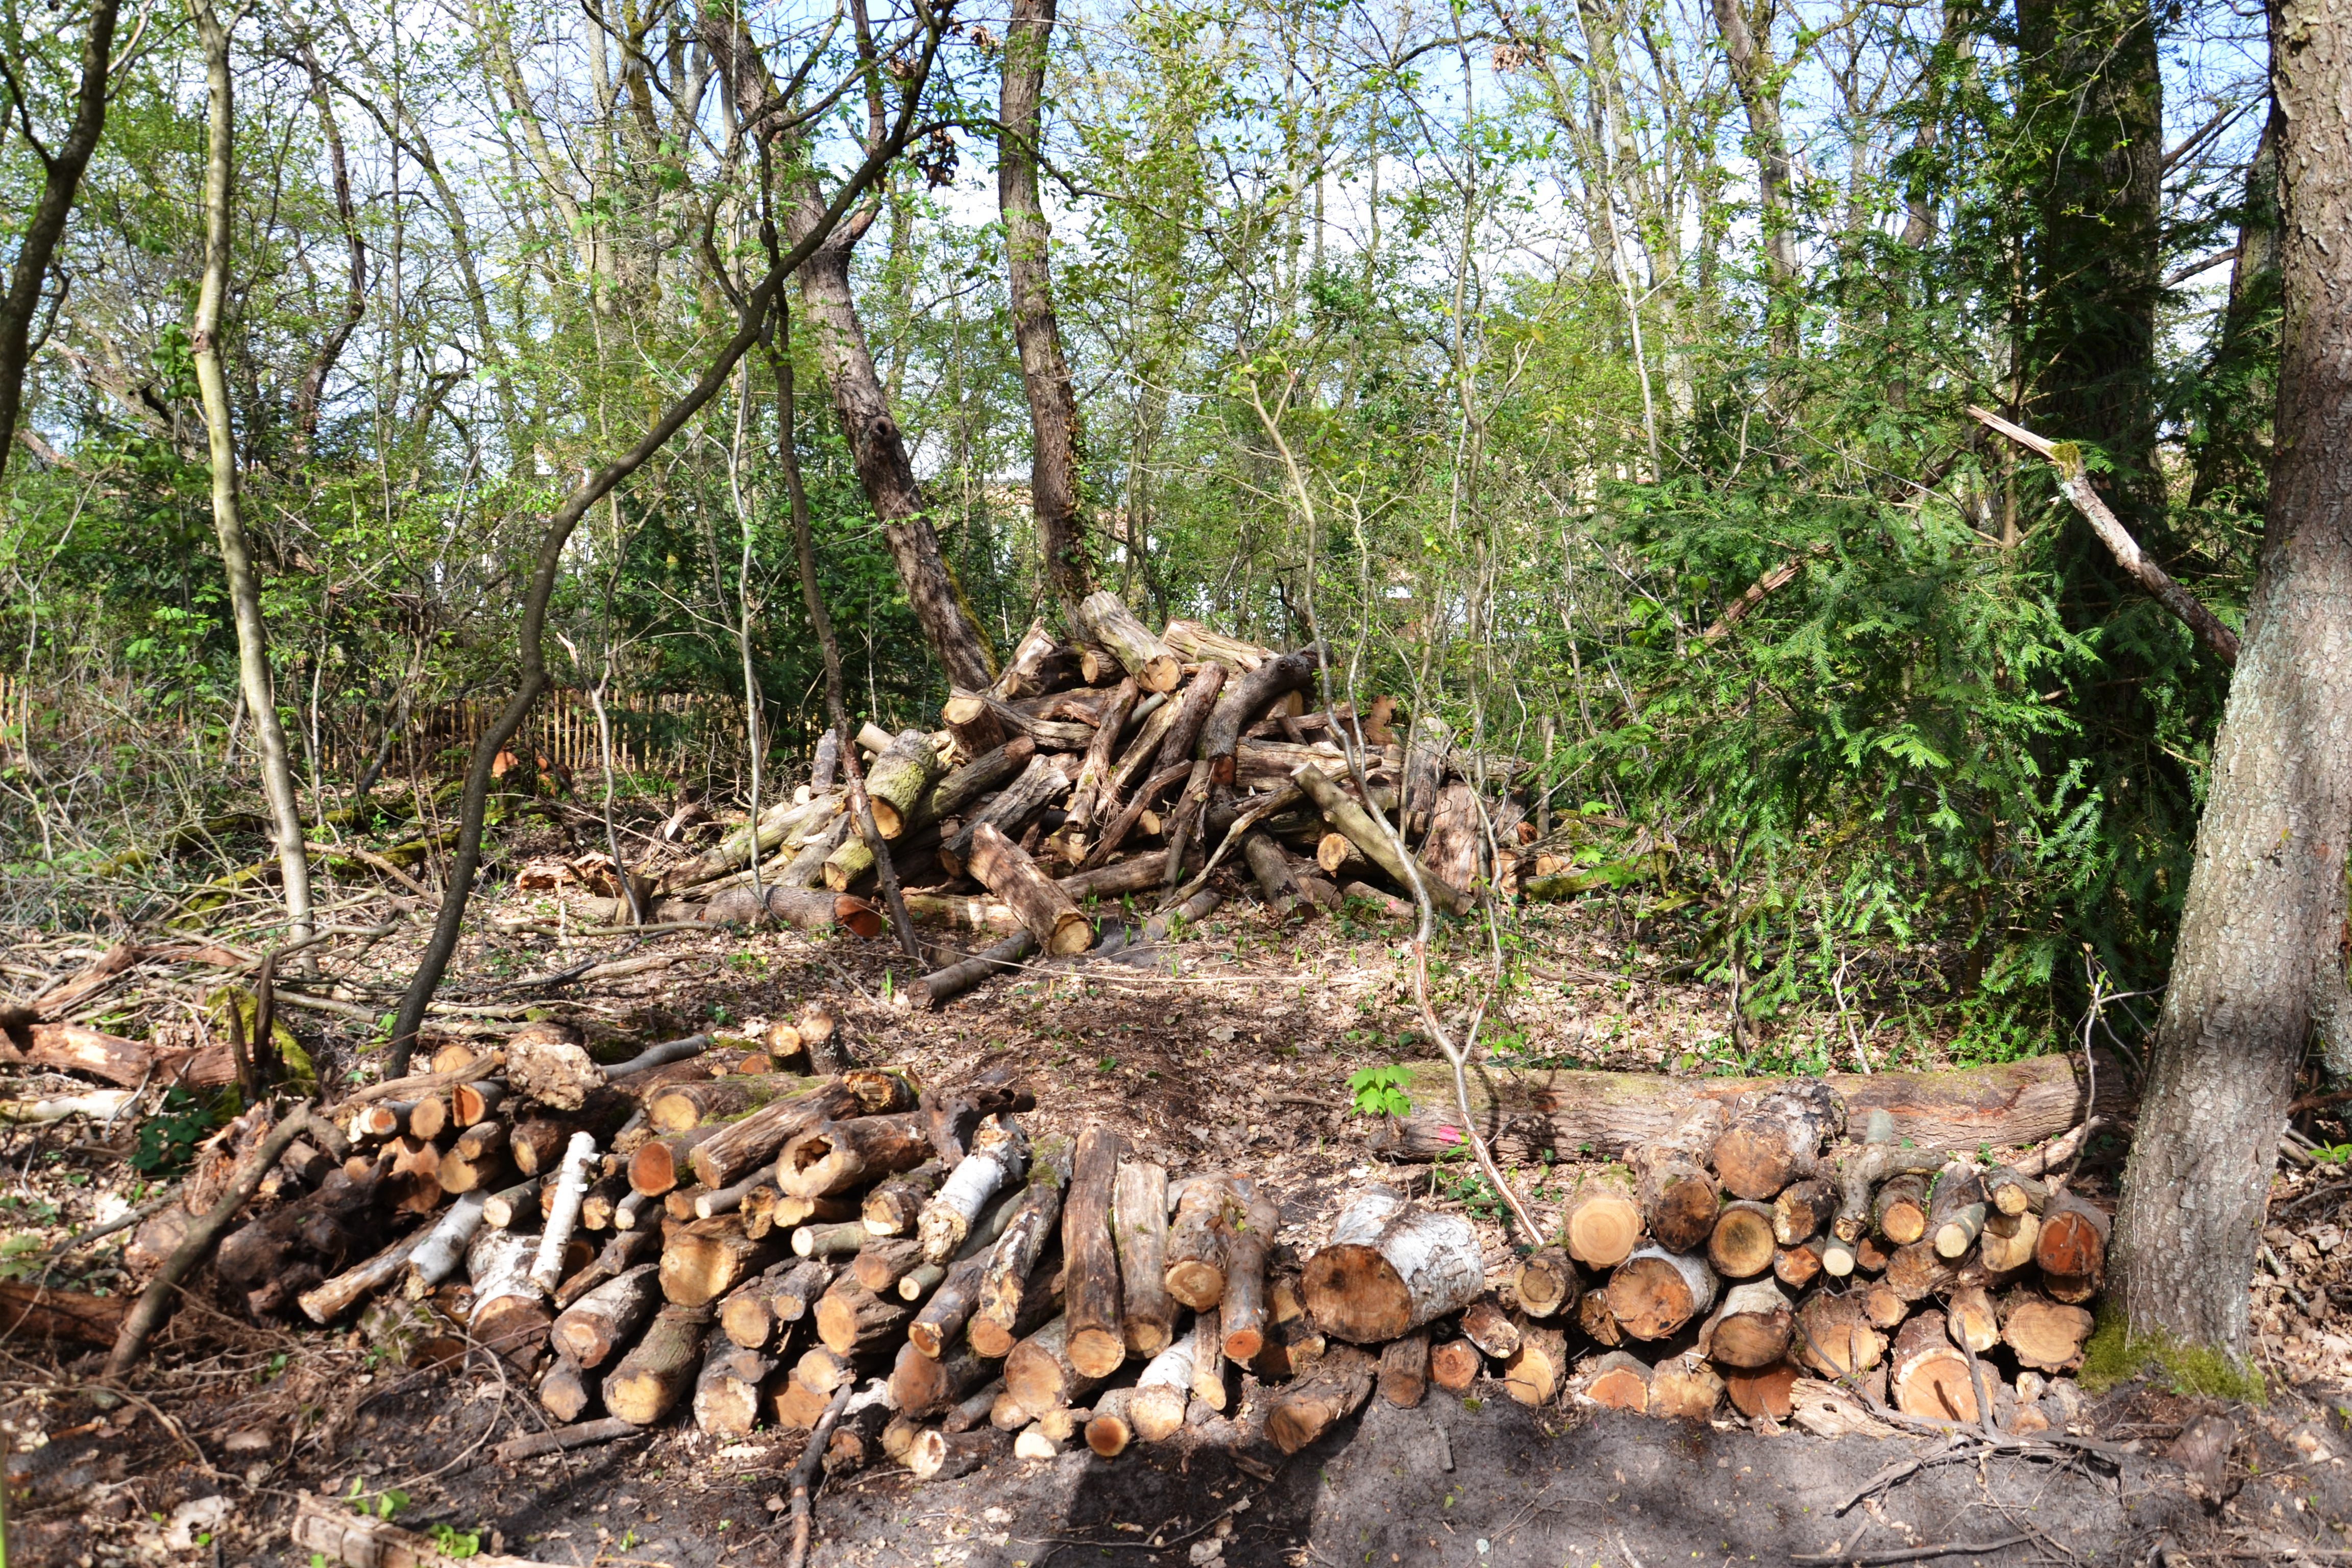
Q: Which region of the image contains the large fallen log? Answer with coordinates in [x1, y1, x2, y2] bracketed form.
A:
[1369, 1052, 2131, 1163]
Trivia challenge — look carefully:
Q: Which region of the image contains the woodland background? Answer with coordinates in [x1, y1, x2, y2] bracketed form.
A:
[0, 0, 2275, 1065]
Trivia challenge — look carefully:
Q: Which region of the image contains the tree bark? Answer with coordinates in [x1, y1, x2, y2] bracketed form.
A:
[1710, 0, 1798, 351]
[0, 0, 119, 479]
[999, 0, 1091, 621]
[188, 0, 314, 959]
[2112, 0, 2352, 1356]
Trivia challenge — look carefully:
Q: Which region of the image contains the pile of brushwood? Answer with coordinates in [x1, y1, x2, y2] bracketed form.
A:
[583, 596, 1551, 1007]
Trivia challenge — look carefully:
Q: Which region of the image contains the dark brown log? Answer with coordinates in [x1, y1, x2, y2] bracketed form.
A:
[1630, 1101, 1726, 1254]
[1058, 679, 1139, 857]
[988, 623, 1078, 698]
[1708, 1200, 1779, 1280]
[1773, 1177, 1839, 1245]
[1200, 647, 1319, 787]
[1150, 662, 1227, 776]
[1712, 1081, 1847, 1201]
[777, 1113, 930, 1200]
[1076, 591, 1181, 692]
[688, 1070, 916, 1191]
[1583, 1351, 1651, 1412]
[1301, 1188, 1483, 1344]
[1512, 1245, 1580, 1320]
[1378, 1330, 1431, 1408]
[1419, 782, 1484, 891]
[1576, 1290, 1623, 1349]
[1064, 1125, 1129, 1377]
[815, 1271, 911, 1357]
[1162, 1172, 1240, 1310]
[849, 1237, 926, 1295]
[965, 821, 1091, 955]
[973, 1141, 1070, 1357]
[603, 1304, 714, 1425]
[922, 1069, 1036, 1164]
[1885, 1239, 1958, 1303]
[770, 1258, 837, 1322]
[906, 1425, 1007, 1482]
[1563, 1166, 1644, 1270]
[937, 752, 1073, 875]
[1266, 1343, 1376, 1454]
[941, 690, 1010, 757]
[906, 930, 1037, 1011]
[945, 1380, 1003, 1433]
[1217, 1183, 1280, 1363]
[910, 1252, 989, 1358]
[660, 1215, 788, 1307]
[542, 1353, 598, 1424]
[0, 1280, 130, 1345]
[552, 1262, 663, 1368]
[1604, 1246, 1719, 1341]
[863, 1159, 945, 1236]
[1371, 1051, 2130, 1164]
[1890, 1309, 1979, 1422]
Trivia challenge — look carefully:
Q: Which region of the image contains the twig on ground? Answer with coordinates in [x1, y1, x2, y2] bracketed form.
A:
[786, 1382, 855, 1568]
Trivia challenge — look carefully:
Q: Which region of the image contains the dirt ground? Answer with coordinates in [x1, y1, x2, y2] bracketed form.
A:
[11, 809, 2352, 1566]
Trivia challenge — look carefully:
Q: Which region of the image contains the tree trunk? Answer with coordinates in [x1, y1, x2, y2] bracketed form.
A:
[553, 1263, 663, 1368]
[999, 0, 1091, 621]
[1300, 1188, 1482, 1343]
[786, 211, 994, 689]
[1709, 0, 1798, 351]
[2112, 2, 2352, 1355]
[1062, 1125, 1128, 1376]
[189, 0, 313, 959]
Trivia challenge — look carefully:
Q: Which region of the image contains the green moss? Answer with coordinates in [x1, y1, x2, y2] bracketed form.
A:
[2079, 1303, 2266, 1404]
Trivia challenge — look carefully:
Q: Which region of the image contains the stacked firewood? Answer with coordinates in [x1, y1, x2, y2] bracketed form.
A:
[580, 599, 1540, 1005]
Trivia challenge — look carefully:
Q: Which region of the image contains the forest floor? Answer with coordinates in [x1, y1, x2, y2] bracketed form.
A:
[7, 805, 2352, 1566]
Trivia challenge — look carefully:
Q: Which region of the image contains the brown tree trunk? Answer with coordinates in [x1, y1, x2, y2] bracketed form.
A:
[1062, 1125, 1128, 1377]
[2111, 0, 2352, 1356]
[1709, 0, 1798, 352]
[999, 0, 1091, 621]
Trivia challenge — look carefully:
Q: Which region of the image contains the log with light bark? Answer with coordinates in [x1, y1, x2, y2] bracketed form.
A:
[300, 1228, 430, 1324]
[693, 1341, 780, 1437]
[1502, 1322, 1569, 1407]
[1301, 1187, 1483, 1343]
[968, 1139, 1068, 1355]
[647, 1073, 808, 1133]
[1419, 783, 1484, 891]
[1101, 1157, 1176, 1356]
[1929, 1163, 1990, 1259]
[1370, 1052, 2129, 1164]
[554, 1263, 663, 1368]
[541, 1353, 598, 1424]
[603, 1303, 714, 1425]
[1004, 1314, 1103, 1413]
[1189, 1305, 1230, 1410]
[1266, 1343, 1376, 1454]
[399, 1190, 489, 1300]
[1708, 1200, 1779, 1280]
[793, 1220, 871, 1259]
[689, 1070, 916, 1191]
[776, 1113, 930, 1200]
[1164, 1172, 1241, 1309]
[1712, 1081, 1846, 1201]
[920, 1115, 1028, 1262]
[1077, 591, 1182, 692]
[906, 1426, 1007, 1483]
[1512, 1245, 1579, 1320]
[2033, 1189, 2110, 1302]
[1563, 1166, 1644, 1270]
[1889, 1308, 1979, 1422]
[1583, 1351, 1652, 1412]
[863, 730, 948, 840]
[1773, 1177, 1838, 1246]
[1945, 1282, 2000, 1355]
[662, 1215, 787, 1307]
[1604, 1245, 1719, 1341]
[1131, 1333, 1196, 1440]
[1058, 678, 1139, 857]
[1699, 1279, 1793, 1369]
[289, 1493, 568, 1568]
[964, 821, 1091, 955]
[1288, 763, 1472, 915]
[466, 1228, 552, 1368]
[529, 1132, 598, 1293]
[1630, 1100, 1727, 1254]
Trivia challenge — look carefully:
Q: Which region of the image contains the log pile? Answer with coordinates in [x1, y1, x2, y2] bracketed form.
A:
[582, 611, 1554, 1007]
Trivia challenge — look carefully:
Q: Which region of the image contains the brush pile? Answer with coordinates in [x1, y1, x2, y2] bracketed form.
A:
[577, 598, 1546, 1007]
[82, 1022, 2104, 1486]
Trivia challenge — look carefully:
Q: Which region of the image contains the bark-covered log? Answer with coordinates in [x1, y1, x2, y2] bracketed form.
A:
[1604, 1245, 1719, 1341]
[922, 1069, 1035, 1164]
[1216, 1183, 1279, 1364]
[1929, 1163, 1990, 1259]
[1699, 1279, 1793, 1370]
[718, 1262, 795, 1351]
[905, 930, 1037, 1011]
[1875, 1173, 1931, 1245]
[1300, 1187, 1483, 1343]
[1265, 1343, 1376, 1454]
[1885, 1239, 1958, 1303]
[692, 1340, 780, 1437]
[1502, 1322, 1569, 1407]
[1377, 1329, 1430, 1408]
[484, 1176, 545, 1232]
[555, 1228, 663, 1311]
[1946, 1282, 2000, 1354]
[0, 1280, 132, 1345]
[1512, 1245, 1579, 1320]
[863, 1159, 945, 1236]
[1200, 647, 1320, 788]
[1563, 1166, 1644, 1270]
[1419, 782, 1484, 891]
[919, 1115, 1028, 1262]
[1063, 1125, 1129, 1377]
[1059, 678, 1139, 858]
[2033, 1188, 2110, 1300]
[1003, 1314, 1101, 1413]
[1979, 1209, 2041, 1276]
[603, 1304, 713, 1425]
[1457, 1296, 1521, 1361]
[849, 1237, 927, 1296]
[542, 1353, 598, 1424]
[937, 752, 1073, 876]
[436, 1122, 510, 1195]
[777, 1113, 930, 1200]
[661, 1215, 788, 1307]
[1576, 1291, 1623, 1350]
[793, 1220, 871, 1259]
[1707, 1200, 1779, 1281]
[1428, 1335, 1482, 1393]
[1712, 1081, 1847, 1201]
[1374, 1052, 2130, 1164]
[815, 1272, 912, 1357]
[688, 1070, 916, 1191]
[973, 1140, 1070, 1357]
[1111, 1157, 1176, 1356]
[1077, 591, 1181, 692]
[1164, 1172, 1241, 1310]
[965, 821, 1091, 955]
[1630, 1101, 1726, 1254]
[1774, 1237, 1828, 1291]
[1582, 1351, 1651, 1412]
[1398, 716, 1449, 838]
[1890, 1309, 1979, 1422]
[1289, 763, 1473, 915]
[1189, 1305, 1229, 1410]
[1773, 1177, 1839, 1246]
[906, 1426, 1007, 1482]
[1792, 1291, 1886, 1378]
[863, 730, 948, 840]
[890, 1337, 993, 1417]
[529, 1132, 598, 1293]
[942, 689, 1009, 757]
[1131, 1334, 1195, 1439]
[648, 1073, 810, 1133]
[466, 1228, 552, 1370]
[398, 1190, 489, 1300]
[299, 1228, 430, 1324]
